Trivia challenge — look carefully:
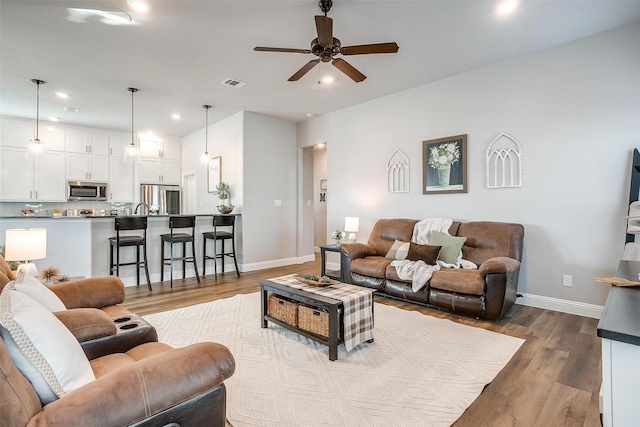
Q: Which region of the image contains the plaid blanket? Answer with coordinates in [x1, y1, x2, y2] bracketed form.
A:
[268, 274, 375, 352]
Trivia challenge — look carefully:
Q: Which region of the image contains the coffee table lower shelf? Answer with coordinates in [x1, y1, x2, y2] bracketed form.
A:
[260, 280, 344, 361]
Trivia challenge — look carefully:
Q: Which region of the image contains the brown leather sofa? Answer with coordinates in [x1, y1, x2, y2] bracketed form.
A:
[340, 219, 524, 320]
[0, 258, 236, 426]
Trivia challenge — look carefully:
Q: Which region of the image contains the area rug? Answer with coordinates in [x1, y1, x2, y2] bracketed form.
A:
[144, 292, 524, 427]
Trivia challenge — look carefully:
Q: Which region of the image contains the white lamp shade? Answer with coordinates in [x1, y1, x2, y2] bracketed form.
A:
[345, 217, 360, 233]
[4, 228, 47, 262]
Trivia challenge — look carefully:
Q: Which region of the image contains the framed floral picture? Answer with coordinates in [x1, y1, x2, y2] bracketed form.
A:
[422, 134, 467, 194]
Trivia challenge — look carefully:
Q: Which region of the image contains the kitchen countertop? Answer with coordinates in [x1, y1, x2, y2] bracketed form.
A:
[0, 213, 239, 219]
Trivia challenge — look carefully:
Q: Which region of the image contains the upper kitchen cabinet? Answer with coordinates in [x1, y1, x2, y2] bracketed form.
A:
[139, 137, 180, 161]
[1, 122, 65, 151]
[66, 132, 109, 155]
[138, 135, 181, 184]
[66, 131, 109, 182]
[0, 146, 65, 202]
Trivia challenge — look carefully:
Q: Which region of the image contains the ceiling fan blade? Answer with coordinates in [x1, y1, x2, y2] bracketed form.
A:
[288, 59, 321, 81]
[341, 42, 399, 56]
[332, 58, 366, 83]
[254, 46, 312, 54]
[315, 15, 333, 47]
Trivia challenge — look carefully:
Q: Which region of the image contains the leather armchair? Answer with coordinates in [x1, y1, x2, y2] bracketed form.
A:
[1, 338, 235, 427]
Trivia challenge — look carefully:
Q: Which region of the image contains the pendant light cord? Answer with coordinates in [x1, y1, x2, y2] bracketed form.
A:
[31, 79, 45, 141]
[128, 87, 139, 145]
[203, 104, 211, 154]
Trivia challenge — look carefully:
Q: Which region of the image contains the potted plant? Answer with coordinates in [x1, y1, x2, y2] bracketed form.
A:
[214, 181, 235, 214]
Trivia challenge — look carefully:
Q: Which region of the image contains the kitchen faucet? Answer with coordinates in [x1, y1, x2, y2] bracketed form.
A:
[134, 203, 150, 215]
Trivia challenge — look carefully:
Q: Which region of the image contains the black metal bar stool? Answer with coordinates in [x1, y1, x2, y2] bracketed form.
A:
[202, 214, 240, 279]
[109, 216, 152, 291]
[160, 215, 200, 287]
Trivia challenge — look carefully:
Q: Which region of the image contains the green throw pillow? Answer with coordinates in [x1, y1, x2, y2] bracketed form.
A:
[406, 242, 441, 265]
[428, 231, 467, 264]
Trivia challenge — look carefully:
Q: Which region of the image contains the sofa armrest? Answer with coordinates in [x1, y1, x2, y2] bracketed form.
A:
[54, 308, 116, 343]
[340, 243, 377, 260]
[49, 276, 126, 309]
[29, 342, 235, 427]
[478, 257, 521, 277]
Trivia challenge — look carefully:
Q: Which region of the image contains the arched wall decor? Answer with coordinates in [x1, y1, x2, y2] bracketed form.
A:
[486, 133, 522, 189]
[388, 150, 410, 193]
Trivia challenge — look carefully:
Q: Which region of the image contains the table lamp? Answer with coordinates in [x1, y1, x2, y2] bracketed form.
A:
[4, 228, 47, 284]
[345, 217, 359, 243]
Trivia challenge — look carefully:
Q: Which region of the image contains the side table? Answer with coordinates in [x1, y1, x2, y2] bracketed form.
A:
[319, 244, 342, 281]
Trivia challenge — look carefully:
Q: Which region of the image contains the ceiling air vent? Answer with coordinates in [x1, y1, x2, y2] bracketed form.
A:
[64, 106, 80, 113]
[222, 78, 246, 88]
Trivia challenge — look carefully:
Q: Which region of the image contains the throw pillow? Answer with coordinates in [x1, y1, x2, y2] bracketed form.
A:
[0, 282, 95, 404]
[406, 242, 442, 265]
[385, 240, 410, 260]
[428, 231, 467, 264]
[14, 275, 66, 312]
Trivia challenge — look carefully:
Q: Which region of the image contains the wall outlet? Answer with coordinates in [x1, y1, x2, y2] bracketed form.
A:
[562, 274, 572, 287]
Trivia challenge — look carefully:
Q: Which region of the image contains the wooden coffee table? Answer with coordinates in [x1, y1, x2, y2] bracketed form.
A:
[260, 280, 344, 361]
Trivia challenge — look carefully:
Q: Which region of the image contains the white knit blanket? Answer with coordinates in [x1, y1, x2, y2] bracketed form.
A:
[392, 218, 476, 292]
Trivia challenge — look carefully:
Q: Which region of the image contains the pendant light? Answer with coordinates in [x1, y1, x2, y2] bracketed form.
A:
[124, 87, 139, 162]
[27, 79, 46, 156]
[201, 104, 212, 166]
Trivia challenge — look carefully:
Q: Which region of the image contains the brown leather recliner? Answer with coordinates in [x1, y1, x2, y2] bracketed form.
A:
[0, 257, 236, 426]
[340, 219, 524, 320]
[0, 256, 155, 360]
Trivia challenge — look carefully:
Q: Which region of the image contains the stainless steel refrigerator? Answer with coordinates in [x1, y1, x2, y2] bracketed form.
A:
[140, 184, 181, 215]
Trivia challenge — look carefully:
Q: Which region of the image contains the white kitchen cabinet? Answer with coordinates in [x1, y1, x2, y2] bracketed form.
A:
[66, 132, 109, 155]
[0, 146, 65, 201]
[138, 158, 180, 184]
[108, 157, 135, 202]
[1, 123, 33, 148]
[139, 138, 179, 161]
[67, 153, 109, 182]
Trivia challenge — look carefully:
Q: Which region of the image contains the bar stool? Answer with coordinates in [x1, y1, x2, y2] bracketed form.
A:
[160, 215, 200, 287]
[202, 214, 240, 279]
[109, 216, 152, 291]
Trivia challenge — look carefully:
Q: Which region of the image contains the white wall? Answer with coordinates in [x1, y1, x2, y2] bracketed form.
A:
[313, 146, 327, 248]
[241, 112, 299, 266]
[298, 22, 640, 312]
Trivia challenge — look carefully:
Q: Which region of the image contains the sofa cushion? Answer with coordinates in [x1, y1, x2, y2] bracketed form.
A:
[385, 240, 409, 260]
[457, 221, 524, 265]
[367, 219, 418, 256]
[430, 269, 485, 295]
[406, 243, 441, 265]
[429, 231, 467, 264]
[14, 275, 66, 312]
[54, 308, 116, 343]
[0, 283, 95, 404]
[90, 342, 174, 378]
[350, 256, 391, 279]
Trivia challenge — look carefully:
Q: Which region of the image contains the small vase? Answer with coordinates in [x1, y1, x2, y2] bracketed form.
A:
[217, 205, 234, 214]
[437, 166, 451, 187]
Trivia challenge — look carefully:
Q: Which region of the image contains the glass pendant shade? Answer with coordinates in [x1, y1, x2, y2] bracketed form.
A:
[124, 87, 140, 163]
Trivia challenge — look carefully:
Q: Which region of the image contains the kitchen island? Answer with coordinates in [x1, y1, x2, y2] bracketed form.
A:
[0, 214, 241, 286]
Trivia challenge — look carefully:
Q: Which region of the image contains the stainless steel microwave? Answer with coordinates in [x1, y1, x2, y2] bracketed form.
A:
[67, 181, 108, 201]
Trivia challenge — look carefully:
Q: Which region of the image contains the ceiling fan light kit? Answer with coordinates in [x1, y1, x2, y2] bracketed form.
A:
[254, 0, 398, 83]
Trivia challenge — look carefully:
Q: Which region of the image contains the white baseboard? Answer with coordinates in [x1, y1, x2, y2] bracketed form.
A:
[516, 292, 603, 319]
[239, 255, 315, 273]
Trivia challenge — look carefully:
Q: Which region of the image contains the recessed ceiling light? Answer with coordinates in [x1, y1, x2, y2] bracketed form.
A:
[171, 113, 182, 120]
[55, 91, 69, 99]
[496, 0, 518, 17]
[306, 113, 314, 118]
[48, 116, 60, 122]
[127, 0, 148, 12]
[64, 106, 79, 113]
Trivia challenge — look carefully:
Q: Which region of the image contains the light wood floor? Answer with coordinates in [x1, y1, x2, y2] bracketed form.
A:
[123, 256, 602, 427]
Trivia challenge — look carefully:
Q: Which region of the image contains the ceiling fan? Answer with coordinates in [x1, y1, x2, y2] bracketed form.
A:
[254, 0, 399, 83]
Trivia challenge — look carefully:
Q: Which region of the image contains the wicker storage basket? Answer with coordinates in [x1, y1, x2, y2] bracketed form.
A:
[298, 304, 336, 339]
[268, 294, 298, 327]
